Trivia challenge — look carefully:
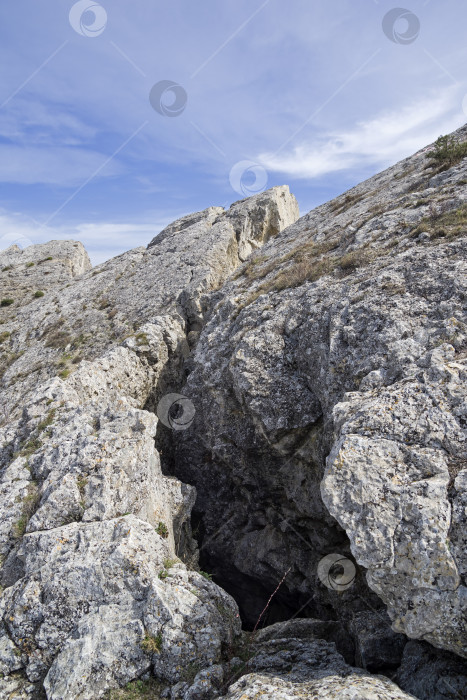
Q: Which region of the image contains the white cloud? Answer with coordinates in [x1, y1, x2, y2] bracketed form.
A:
[259, 89, 466, 179]
[0, 210, 176, 264]
[0, 144, 123, 186]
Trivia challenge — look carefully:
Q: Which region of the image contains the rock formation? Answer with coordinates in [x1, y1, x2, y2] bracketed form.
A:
[1, 129, 467, 698]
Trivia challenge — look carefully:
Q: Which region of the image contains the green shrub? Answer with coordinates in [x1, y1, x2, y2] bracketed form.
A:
[156, 521, 169, 538]
[429, 135, 467, 167]
[26, 262, 35, 268]
[158, 558, 178, 580]
[20, 437, 43, 457]
[140, 632, 162, 654]
[1, 299, 14, 307]
[410, 203, 467, 242]
[105, 677, 164, 699]
[44, 331, 72, 349]
[34, 291, 45, 298]
[13, 483, 40, 538]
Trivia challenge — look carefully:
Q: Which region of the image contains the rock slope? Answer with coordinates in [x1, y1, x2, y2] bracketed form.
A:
[1, 128, 467, 699]
[0, 189, 300, 699]
[175, 127, 467, 668]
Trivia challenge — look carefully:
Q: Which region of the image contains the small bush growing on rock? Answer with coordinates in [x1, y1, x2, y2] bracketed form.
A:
[33, 291, 44, 298]
[140, 632, 162, 654]
[19, 437, 43, 458]
[410, 203, 467, 242]
[135, 332, 149, 346]
[328, 191, 366, 214]
[26, 262, 35, 268]
[45, 331, 72, 349]
[338, 248, 372, 273]
[37, 408, 56, 433]
[429, 135, 467, 167]
[156, 521, 169, 538]
[0, 331, 10, 344]
[13, 483, 40, 539]
[2, 265, 12, 272]
[200, 570, 213, 581]
[1, 299, 14, 307]
[158, 558, 179, 580]
[105, 678, 164, 699]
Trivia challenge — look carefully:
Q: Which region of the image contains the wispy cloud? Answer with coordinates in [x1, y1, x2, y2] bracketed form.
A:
[0, 144, 123, 186]
[1, 0, 467, 260]
[259, 89, 466, 179]
[0, 210, 175, 264]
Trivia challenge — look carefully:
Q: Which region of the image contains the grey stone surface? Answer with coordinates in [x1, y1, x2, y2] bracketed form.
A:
[2, 125, 467, 699]
[0, 186, 298, 421]
[223, 673, 416, 699]
[396, 640, 467, 700]
[174, 126, 467, 658]
[220, 622, 416, 699]
[0, 187, 296, 698]
[350, 610, 406, 671]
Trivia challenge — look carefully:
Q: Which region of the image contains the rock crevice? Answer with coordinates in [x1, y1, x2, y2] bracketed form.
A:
[1, 128, 467, 699]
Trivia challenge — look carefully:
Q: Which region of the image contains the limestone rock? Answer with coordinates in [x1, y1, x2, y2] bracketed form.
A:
[395, 640, 467, 699]
[3, 123, 467, 699]
[222, 673, 416, 699]
[220, 622, 415, 699]
[174, 126, 467, 660]
[321, 348, 467, 656]
[0, 187, 298, 421]
[0, 517, 240, 698]
[0, 187, 296, 698]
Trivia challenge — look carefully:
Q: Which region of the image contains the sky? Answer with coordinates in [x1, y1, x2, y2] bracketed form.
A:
[1, 0, 467, 264]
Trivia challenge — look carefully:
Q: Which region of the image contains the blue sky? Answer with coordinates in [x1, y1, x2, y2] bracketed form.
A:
[1, 0, 467, 263]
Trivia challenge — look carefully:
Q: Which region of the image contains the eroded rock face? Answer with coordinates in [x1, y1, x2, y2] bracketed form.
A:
[174, 127, 467, 660]
[0, 188, 297, 698]
[221, 620, 415, 699]
[322, 345, 467, 656]
[223, 673, 416, 699]
[0, 186, 299, 420]
[0, 342, 241, 699]
[2, 127, 467, 698]
[396, 640, 467, 700]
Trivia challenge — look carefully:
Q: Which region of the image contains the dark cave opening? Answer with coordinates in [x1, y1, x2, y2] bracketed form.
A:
[189, 509, 338, 631]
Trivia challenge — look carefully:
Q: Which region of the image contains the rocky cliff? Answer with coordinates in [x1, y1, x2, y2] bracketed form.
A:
[0, 130, 466, 699]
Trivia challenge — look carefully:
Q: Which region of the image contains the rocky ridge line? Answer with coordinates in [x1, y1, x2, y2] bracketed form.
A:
[1, 128, 467, 699]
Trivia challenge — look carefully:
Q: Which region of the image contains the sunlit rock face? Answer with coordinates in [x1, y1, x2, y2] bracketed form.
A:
[1, 126, 467, 699]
